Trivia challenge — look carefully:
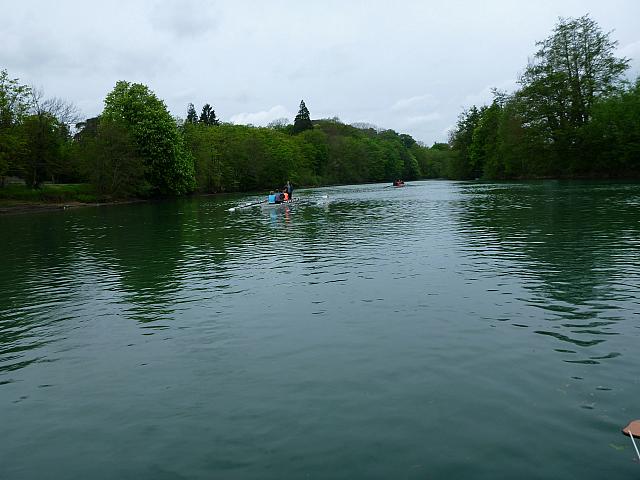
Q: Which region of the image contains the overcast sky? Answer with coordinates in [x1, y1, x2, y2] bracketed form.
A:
[2, 0, 639, 144]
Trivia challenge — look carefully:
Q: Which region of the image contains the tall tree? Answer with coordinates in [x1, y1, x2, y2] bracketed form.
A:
[293, 100, 313, 134]
[0, 69, 31, 128]
[199, 103, 220, 126]
[103, 81, 195, 195]
[0, 69, 32, 184]
[19, 113, 68, 187]
[79, 119, 147, 198]
[18, 88, 79, 187]
[518, 15, 629, 166]
[186, 103, 198, 124]
[469, 100, 503, 178]
[448, 106, 482, 178]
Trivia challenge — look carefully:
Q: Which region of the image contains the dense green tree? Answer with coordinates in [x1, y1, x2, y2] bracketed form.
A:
[199, 103, 220, 126]
[401, 148, 420, 180]
[182, 123, 223, 192]
[297, 128, 329, 179]
[469, 100, 502, 178]
[582, 79, 640, 175]
[381, 140, 404, 181]
[491, 98, 539, 178]
[0, 69, 31, 184]
[186, 103, 198, 124]
[414, 144, 455, 178]
[102, 81, 195, 195]
[0, 69, 31, 128]
[74, 116, 100, 146]
[17, 91, 80, 187]
[18, 113, 68, 187]
[80, 119, 148, 197]
[399, 133, 416, 149]
[448, 106, 482, 178]
[292, 100, 313, 134]
[518, 15, 629, 169]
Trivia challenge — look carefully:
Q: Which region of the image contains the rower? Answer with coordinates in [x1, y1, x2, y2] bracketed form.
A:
[622, 420, 640, 461]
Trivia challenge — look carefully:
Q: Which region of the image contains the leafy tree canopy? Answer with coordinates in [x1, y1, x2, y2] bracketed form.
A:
[0, 69, 32, 128]
[518, 15, 629, 152]
[0, 69, 33, 181]
[103, 81, 195, 195]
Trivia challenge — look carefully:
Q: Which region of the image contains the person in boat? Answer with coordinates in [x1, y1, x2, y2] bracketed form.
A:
[285, 180, 293, 199]
[268, 191, 285, 204]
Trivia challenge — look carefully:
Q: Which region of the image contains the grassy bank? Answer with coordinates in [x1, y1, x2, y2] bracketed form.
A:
[0, 184, 98, 203]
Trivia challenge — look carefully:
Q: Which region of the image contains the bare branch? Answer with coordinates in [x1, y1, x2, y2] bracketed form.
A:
[29, 85, 81, 126]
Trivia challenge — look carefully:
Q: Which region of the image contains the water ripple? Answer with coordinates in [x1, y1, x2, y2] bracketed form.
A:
[1, 181, 639, 478]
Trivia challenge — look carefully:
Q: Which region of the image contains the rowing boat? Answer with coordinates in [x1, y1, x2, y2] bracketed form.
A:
[261, 198, 298, 208]
[228, 194, 324, 213]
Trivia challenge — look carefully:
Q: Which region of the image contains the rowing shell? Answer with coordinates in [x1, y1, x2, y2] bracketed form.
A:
[261, 198, 298, 208]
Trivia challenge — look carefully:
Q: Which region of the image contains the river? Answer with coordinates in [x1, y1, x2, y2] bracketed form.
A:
[1, 180, 639, 479]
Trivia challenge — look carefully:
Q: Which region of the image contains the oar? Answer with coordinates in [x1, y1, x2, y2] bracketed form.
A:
[227, 199, 266, 212]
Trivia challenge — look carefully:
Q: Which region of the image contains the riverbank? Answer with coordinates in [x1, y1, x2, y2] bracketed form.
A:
[0, 184, 147, 215]
[0, 199, 151, 216]
[0, 200, 89, 215]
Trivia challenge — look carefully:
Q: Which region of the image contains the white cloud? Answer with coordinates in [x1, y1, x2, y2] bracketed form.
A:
[618, 40, 640, 78]
[405, 113, 441, 124]
[391, 94, 437, 111]
[230, 105, 292, 126]
[149, 0, 219, 38]
[617, 40, 640, 59]
[462, 79, 519, 107]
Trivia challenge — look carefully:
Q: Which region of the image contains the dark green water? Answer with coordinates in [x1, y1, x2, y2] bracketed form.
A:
[1, 181, 639, 479]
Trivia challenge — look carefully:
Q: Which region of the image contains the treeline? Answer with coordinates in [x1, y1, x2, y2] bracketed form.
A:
[182, 114, 438, 193]
[1, 75, 447, 199]
[447, 15, 640, 179]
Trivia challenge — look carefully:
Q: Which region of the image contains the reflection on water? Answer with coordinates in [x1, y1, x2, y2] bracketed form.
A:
[455, 182, 640, 364]
[1, 181, 639, 479]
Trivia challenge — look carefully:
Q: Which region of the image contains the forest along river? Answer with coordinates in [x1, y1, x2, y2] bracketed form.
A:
[1, 180, 639, 479]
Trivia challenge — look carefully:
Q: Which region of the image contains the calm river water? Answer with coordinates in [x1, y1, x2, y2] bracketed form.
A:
[1, 181, 639, 479]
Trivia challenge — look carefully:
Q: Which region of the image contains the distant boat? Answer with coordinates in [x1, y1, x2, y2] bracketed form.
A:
[392, 180, 405, 187]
